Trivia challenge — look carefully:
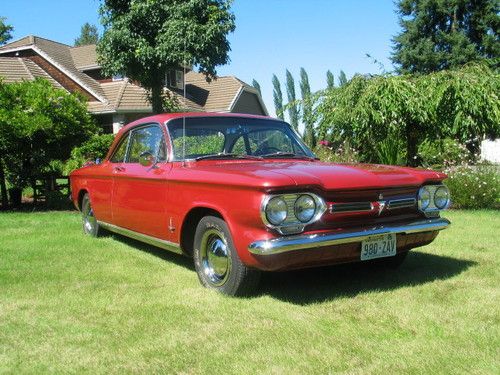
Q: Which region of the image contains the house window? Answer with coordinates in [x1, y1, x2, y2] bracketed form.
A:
[166, 69, 184, 90]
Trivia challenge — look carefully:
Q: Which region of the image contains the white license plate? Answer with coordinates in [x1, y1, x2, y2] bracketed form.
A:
[361, 234, 397, 261]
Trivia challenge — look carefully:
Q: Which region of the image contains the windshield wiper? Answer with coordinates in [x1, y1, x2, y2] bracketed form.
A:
[259, 152, 316, 160]
[194, 153, 263, 161]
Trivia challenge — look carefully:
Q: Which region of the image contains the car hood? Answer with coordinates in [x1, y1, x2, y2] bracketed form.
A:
[182, 160, 446, 190]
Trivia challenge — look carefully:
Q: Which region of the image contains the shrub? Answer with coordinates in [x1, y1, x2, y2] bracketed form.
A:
[314, 140, 360, 163]
[64, 134, 114, 174]
[419, 138, 472, 169]
[444, 164, 499, 209]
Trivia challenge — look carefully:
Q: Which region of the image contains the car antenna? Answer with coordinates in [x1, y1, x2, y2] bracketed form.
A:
[182, 37, 187, 167]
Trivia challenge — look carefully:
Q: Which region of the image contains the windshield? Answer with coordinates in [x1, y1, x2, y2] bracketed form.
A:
[167, 117, 315, 161]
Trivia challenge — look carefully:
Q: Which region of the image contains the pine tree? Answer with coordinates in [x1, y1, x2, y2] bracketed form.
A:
[272, 74, 284, 120]
[285, 69, 299, 131]
[338, 70, 348, 86]
[74, 23, 99, 46]
[300, 68, 315, 147]
[391, 0, 500, 73]
[251, 79, 261, 96]
[326, 70, 335, 90]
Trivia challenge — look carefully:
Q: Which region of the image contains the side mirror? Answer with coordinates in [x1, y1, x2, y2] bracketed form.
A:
[139, 151, 156, 167]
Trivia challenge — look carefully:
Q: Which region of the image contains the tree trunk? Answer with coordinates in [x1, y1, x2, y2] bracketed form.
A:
[151, 84, 164, 114]
[0, 158, 8, 209]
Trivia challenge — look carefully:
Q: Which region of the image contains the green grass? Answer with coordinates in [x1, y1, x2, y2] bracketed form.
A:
[0, 210, 498, 374]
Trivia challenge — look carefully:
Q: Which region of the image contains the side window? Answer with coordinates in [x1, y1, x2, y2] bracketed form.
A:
[127, 125, 165, 163]
[110, 133, 129, 163]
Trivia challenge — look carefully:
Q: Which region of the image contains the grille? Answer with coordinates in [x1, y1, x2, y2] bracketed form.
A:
[281, 194, 300, 224]
[387, 198, 416, 210]
[331, 202, 373, 213]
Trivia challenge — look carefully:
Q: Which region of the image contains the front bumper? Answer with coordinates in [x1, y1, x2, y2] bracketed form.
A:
[248, 217, 450, 255]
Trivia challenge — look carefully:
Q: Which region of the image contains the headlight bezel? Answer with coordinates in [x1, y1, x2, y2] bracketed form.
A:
[265, 196, 288, 225]
[261, 193, 327, 234]
[417, 184, 450, 214]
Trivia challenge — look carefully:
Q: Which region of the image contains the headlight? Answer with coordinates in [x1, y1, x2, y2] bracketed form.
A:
[434, 186, 450, 209]
[295, 194, 316, 222]
[418, 186, 431, 211]
[265, 197, 288, 225]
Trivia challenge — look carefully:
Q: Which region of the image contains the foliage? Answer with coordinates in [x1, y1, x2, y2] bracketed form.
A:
[392, 0, 500, 73]
[272, 74, 284, 120]
[251, 79, 261, 95]
[444, 164, 499, 209]
[326, 70, 335, 89]
[0, 79, 97, 189]
[64, 134, 115, 174]
[97, 0, 235, 114]
[285, 69, 299, 131]
[0, 16, 13, 45]
[375, 137, 406, 166]
[314, 140, 360, 164]
[317, 63, 500, 166]
[74, 23, 99, 46]
[338, 70, 347, 86]
[299, 67, 315, 148]
[418, 138, 472, 169]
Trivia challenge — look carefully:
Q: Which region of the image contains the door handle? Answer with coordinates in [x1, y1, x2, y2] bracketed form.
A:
[113, 166, 125, 172]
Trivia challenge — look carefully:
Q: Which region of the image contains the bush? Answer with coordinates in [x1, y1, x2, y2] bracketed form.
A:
[64, 134, 115, 174]
[419, 138, 472, 169]
[444, 164, 499, 209]
[314, 140, 360, 163]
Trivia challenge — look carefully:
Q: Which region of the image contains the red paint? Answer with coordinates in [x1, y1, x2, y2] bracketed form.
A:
[70, 113, 447, 271]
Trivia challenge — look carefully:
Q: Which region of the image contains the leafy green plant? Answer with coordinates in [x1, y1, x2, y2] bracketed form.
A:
[445, 165, 499, 209]
[64, 134, 114, 174]
[375, 138, 406, 165]
[419, 138, 472, 169]
[314, 140, 360, 164]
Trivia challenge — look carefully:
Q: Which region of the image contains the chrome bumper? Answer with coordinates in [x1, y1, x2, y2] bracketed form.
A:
[248, 217, 450, 256]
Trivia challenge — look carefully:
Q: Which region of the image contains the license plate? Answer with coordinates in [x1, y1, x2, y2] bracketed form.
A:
[361, 234, 396, 261]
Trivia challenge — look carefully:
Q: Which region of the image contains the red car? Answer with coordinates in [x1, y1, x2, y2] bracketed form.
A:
[70, 113, 451, 295]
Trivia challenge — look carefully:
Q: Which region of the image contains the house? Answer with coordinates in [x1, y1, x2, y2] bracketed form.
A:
[0, 36, 268, 133]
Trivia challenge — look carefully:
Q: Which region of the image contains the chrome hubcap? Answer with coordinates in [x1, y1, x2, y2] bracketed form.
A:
[200, 229, 231, 286]
[82, 197, 96, 234]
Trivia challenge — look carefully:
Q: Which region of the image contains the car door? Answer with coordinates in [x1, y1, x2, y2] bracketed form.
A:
[111, 123, 172, 239]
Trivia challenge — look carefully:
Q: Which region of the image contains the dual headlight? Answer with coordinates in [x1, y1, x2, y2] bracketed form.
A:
[263, 193, 326, 231]
[418, 185, 450, 212]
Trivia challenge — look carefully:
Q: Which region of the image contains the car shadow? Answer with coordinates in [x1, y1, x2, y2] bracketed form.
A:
[257, 252, 476, 305]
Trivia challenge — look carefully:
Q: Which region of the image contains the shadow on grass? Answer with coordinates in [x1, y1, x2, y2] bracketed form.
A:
[258, 252, 476, 305]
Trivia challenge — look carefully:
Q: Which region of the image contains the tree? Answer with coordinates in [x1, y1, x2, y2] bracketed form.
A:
[74, 23, 99, 46]
[326, 70, 335, 89]
[97, 0, 235, 114]
[0, 79, 98, 199]
[338, 70, 348, 86]
[318, 64, 499, 166]
[251, 79, 261, 96]
[285, 69, 299, 131]
[272, 74, 284, 120]
[300, 68, 316, 147]
[392, 0, 500, 74]
[0, 17, 13, 45]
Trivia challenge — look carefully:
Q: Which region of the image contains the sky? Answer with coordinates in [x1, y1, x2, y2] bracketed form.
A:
[1, 0, 400, 117]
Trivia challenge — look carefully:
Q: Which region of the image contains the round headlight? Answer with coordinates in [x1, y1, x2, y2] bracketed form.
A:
[434, 186, 450, 209]
[418, 186, 431, 211]
[294, 194, 316, 223]
[265, 197, 288, 225]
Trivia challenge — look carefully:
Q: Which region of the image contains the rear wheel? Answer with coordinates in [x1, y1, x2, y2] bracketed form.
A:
[193, 216, 260, 296]
[81, 193, 102, 237]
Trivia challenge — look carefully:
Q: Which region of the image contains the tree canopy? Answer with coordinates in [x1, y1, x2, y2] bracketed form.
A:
[392, 0, 500, 73]
[285, 69, 299, 130]
[97, 0, 235, 113]
[272, 74, 284, 120]
[74, 23, 99, 46]
[0, 17, 13, 45]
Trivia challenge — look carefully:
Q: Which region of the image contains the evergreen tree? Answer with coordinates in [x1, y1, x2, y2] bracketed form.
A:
[300, 68, 315, 147]
[272, 74, 284, 120]
[326, 70, 335, 89]
[74, 23, 99, 46]
[0, 17, 13, 45]
[285, 69, 299, 131]
[338, 70, 348, 86]
[251, 79, 261, 96]
[392, 0, 500, 73]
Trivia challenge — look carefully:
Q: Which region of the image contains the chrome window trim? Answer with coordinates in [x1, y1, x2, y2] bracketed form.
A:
[261, 193, 327, 235]
[98, 221, 183, 254]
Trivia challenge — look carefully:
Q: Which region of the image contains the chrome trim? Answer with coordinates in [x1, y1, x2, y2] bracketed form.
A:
[387, 198, 416, 210]
[248, 217, 450, 255]
[418, 184, 450, 216]
[260, 193, 327, 235]
[98, 221, 183, 254]
[330, 202, 374, 213]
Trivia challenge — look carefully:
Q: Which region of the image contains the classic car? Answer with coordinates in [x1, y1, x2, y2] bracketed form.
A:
[70, 113, 451, 295]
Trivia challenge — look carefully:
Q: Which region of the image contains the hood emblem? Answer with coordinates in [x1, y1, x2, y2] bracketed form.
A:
[377, 201, 386, 216]
[378, 193, 384, 200]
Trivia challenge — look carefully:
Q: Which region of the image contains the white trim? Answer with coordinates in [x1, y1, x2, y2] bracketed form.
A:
[228, 86, 244, 112]
[0, 44, 107, 103]
[228, 86, 269, 116]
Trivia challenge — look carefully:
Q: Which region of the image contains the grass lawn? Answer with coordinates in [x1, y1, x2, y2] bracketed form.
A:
[0, 210, 498, 374]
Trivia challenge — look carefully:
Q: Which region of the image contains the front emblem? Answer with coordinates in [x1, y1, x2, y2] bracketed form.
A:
[378, 193, 384, 200]
[377, 201, 386, 216]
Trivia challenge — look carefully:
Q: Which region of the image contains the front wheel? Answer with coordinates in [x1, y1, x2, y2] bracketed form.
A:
[193, 216, 260, 296]
[81, 193, 103, 237]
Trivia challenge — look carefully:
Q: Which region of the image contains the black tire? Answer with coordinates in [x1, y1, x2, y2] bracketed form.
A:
[81, 193, 103, 237]
[371, 251, 409, 269]
[193, 216, 260, 296]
